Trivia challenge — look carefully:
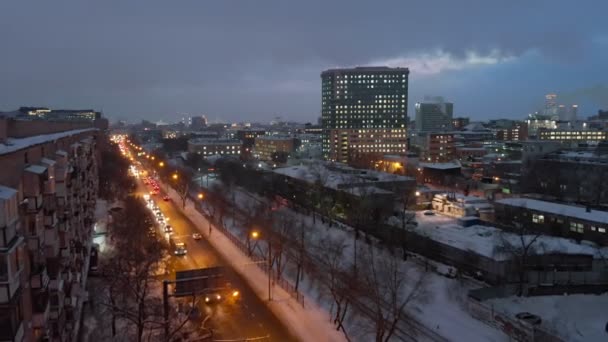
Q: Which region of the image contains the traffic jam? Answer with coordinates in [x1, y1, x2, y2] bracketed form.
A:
[116, 136, 241, 307]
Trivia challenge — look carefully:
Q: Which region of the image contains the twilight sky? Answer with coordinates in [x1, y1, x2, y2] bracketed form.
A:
[1, 1, 608, 123]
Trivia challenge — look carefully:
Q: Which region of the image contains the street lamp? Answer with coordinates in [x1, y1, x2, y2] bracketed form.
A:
[159, 161, 165, 167]
[197, 193, 204, 200]
[249, 230, 271, 301]
[172, 173, 178, 181]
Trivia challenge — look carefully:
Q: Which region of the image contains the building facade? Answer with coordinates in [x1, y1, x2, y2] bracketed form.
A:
[495, 122, 528, 141]
[411, 132, 455, 163]
[253, 136, 298, 163]
[414, 97, 453, 132]
[495, 198, 608, 246]
[321, 67, 409, 164]
[538, 128, 608, 142]
[187, 138, 242, 157]
[0, 118, 100, 342]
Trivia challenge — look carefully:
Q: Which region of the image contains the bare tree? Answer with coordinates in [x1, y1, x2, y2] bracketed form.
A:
[315, 237, 355, 341]
[359, 246, 428, 342]
[100, 196, 169, 342]
[493, 221, 545, 296]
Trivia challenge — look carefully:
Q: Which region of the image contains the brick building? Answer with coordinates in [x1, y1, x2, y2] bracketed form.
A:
[0, 117, 101, 341]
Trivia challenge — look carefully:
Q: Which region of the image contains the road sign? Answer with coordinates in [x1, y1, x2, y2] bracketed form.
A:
[174, 266, 227, 297]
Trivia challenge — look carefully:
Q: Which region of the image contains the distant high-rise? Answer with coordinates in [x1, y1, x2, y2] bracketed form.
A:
[545, 93, 558, 116]
[557, 104, 578, 122]
[414, 96, 453, 132]
[320, 66, 409, 164]
[191, 115, 208, 130]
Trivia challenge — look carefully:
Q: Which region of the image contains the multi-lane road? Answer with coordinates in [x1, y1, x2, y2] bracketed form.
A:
[137, 177, 296, 341]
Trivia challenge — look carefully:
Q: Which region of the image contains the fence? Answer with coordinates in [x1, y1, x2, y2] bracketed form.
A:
[467, 294, 565, 342]
[192, 199, 307, 307]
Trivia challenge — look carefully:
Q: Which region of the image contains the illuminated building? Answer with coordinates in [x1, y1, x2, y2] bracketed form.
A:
[415, 97, 453, 132]
[321, 66, 409, 164]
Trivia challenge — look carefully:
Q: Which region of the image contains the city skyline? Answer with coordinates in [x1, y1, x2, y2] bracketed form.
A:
[1, 1, 608, 123]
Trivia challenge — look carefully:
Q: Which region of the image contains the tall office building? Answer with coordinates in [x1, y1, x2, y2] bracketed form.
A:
[321, 66, 409, 164]
[414, 96, 453, 132]
[557, 104, 578, 122]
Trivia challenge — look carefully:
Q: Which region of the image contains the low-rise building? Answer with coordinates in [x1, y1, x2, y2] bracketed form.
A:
[187, 138, 242, 157]
[253, 136, 298, 163]
[494, 197, 608, 245]
[522, 149, 608, 206]
[495, 122, 528, 141]
[431, 193, 493, 219]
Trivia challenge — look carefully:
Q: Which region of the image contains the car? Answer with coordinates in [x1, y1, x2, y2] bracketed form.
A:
[515, 312, 542, 325]
[174, 242, 187, 256]
[192, 233, 202, 240]
[163, 196, 170, 201]
[164, 225, 173, 233]
[423, 210, 436, 216]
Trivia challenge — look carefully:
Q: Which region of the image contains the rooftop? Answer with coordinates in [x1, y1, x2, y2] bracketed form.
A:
[0, 128, 96, 156]
[0, 185, 17, 200]
[411, 212, 607, 261]
[496, 198, 608, 224]
[419, 162, 461, 170]
[25, 165, 48, 174]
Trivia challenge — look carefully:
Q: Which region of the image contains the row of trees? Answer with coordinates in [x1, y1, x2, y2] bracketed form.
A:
[93, 140, 198, 341]
[204, 179, 427, 342]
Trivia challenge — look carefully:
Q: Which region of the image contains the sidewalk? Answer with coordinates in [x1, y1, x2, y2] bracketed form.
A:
[164, 185, 346, 342]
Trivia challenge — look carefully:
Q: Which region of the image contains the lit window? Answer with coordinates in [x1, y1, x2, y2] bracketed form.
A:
[532, 214, 544, 224]
[599, 227, 606, 233]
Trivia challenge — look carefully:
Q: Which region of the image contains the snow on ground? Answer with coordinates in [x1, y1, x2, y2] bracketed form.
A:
[217, 185, 508, 341]
[412, 212, 607, 260]
[486, 294, 608, 342]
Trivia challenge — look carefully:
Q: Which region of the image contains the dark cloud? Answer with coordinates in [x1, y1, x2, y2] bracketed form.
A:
[0, 1, 607, 122]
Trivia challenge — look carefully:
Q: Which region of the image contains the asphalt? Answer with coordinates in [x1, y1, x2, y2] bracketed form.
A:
[137, 179, 297, 342]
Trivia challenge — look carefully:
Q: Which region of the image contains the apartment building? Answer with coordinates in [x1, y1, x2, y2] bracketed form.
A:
[0, 117, 101, 342]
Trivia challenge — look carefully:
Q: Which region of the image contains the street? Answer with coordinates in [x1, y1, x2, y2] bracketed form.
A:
[137, 181, 297, 341]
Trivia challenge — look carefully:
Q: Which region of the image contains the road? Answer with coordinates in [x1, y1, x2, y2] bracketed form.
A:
[136, 180, 297, 341]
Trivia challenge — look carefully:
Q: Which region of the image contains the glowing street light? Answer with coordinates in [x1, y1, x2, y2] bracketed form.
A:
[251, 230, 260, 239]
[172, 173, 178, 180]
[159, 161, 165, 167]
[197, 193, 204, 200]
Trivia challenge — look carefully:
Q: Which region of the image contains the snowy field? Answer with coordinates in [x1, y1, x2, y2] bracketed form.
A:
[486, 294, 608, 342]
[213, 185, 509, 341]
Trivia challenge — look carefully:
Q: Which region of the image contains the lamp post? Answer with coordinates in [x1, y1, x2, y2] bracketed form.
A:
[250, 230, 271, 301]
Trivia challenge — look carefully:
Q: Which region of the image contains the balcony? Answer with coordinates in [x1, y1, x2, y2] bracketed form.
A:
[30, 264, 49, 290]
[23, 165, 48, 198]
[0, 219, 19, 250]
[31, 290, 51, 329]
[0, 304, 25, 342]
[44, 229, 59, 258]
[23, 194, 43, 214]
[0, 239, 25, 304]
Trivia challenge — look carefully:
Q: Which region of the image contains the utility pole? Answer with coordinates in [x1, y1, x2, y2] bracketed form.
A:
[268, 239, 272, 301]
[163, 280, 170, 340]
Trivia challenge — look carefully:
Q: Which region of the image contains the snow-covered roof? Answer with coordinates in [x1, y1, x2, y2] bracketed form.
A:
[55, 150, 68, 157]
[412, 212, 606, 261]
[496, 198, 608, 224]
[419, 162, 461, 170]
[40, 158, 56, 166]
[25, 164, 47, 174]
[274, 163, 413, 192]
[0, 128, 96, 156]
[0, 185, 17, 200]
